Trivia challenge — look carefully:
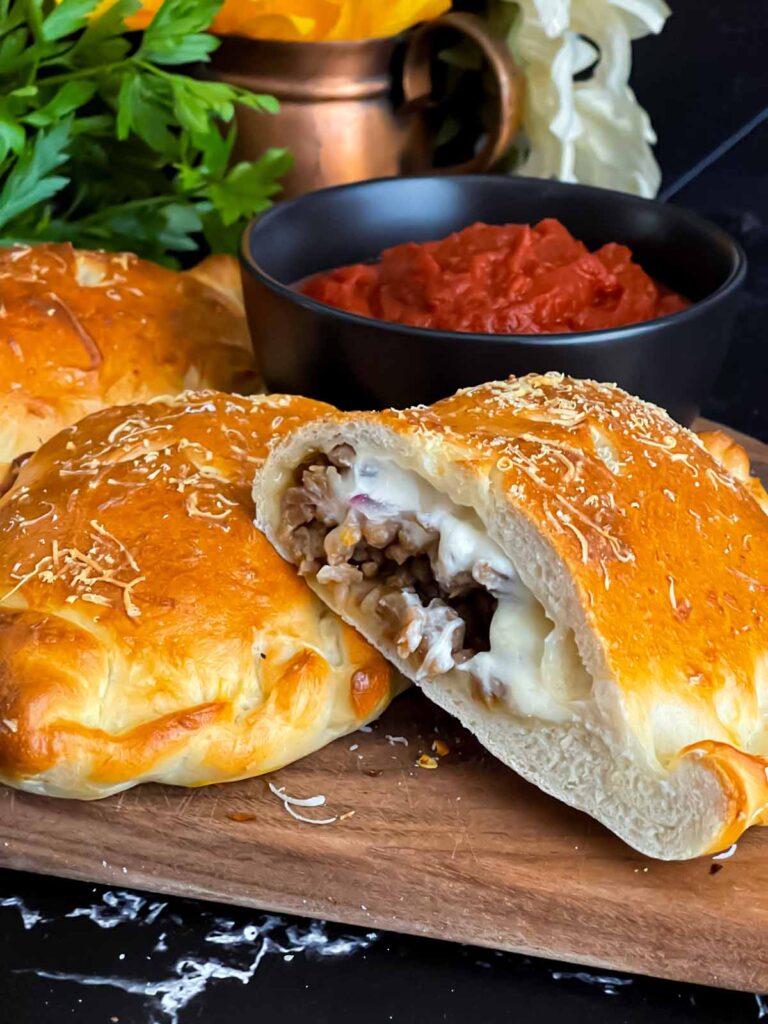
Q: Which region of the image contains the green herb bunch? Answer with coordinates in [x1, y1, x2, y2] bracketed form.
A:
[0, 0, 291, 265]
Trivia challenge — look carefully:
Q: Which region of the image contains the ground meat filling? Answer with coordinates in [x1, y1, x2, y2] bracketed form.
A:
[281, 445, 502, 679]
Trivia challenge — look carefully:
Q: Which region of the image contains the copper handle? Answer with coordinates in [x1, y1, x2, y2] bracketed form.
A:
[401, 11, 524, 174]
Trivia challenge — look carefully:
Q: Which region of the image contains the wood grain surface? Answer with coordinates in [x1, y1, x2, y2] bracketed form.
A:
[1, 420, 766, 992]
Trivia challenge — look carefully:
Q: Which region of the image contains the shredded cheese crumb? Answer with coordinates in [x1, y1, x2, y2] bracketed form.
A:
[712, 843, 738, 861]
[267, 782, 338, 825]
[90, 519, 141, 572]
[2, 543, 144, 620]
[185, 492, 232, 521]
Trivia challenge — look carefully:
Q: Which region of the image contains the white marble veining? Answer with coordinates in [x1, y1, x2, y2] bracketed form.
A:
[2, 889, 377, 1023]
[0, 895, 48, 930]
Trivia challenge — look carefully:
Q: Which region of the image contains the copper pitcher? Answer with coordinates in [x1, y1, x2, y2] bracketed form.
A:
[211, 12, 523, 199]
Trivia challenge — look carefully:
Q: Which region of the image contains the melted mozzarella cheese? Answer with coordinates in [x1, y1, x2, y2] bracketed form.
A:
[462, 598, 560, 719]
[329, 451, 589, 721]
[431, 511, 515, 587]
[330, 451, 518, 583]
[463, 603, 590, 720]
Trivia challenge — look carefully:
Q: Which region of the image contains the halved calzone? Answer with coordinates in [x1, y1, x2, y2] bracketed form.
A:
[0, 244, 258, 479]
[255, 373, 768, 860]
[0, 391, 397, 798]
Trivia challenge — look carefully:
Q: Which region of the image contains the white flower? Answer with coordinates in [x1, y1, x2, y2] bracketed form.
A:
[503, 0, 670, 197]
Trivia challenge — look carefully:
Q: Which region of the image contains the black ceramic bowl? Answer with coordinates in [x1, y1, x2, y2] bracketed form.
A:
[241, 175, 746, 424]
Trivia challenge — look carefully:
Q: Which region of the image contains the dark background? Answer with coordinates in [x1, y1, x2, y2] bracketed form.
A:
[633, 0, 768, 442]
[1, 1, 766, 1021]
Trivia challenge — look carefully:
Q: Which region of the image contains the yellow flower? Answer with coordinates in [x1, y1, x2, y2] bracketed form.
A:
[325, 0, 450, 40]
[212, 0, 342, 41]
[121, 0, 451, 39]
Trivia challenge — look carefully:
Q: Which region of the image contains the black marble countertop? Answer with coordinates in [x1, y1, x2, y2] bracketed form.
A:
[2, 1, 767, 1020]
[2, 868, 766, 1024]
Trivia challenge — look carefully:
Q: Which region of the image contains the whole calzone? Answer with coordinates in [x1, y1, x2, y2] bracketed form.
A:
[0, 243, 258, 479]
[255, 372, 768, 860]
[0, 391, 397, 798]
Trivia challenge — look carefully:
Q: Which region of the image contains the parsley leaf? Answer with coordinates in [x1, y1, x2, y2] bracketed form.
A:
[116, 70, 178, 155]
[209, 150, 293, 225]
[137, 0, 222, 65]
[0, 0, 287, 264]
[24, 80, 97, 126]
[0, 119, 71, 230]
[42, 0, 102, 42]
[0, 120, 25, 165]
[0, 28, 28, 70]
[67, 0, 142, 65]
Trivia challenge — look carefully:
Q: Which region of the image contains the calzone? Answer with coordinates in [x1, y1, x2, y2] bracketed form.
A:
[255, 373, 768, 860]
[0, 391, 397, 798]
[0, 244, 257, 480]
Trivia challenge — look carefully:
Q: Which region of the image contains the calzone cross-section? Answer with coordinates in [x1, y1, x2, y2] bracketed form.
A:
[255, 372, 768, 860]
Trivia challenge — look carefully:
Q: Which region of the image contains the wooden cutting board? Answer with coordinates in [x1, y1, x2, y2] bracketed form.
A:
[1, 419, 766, 993]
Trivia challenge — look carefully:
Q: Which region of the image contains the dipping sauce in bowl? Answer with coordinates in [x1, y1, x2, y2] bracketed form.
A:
[299, 219, 689, 335]
[241, 174, 746, 421]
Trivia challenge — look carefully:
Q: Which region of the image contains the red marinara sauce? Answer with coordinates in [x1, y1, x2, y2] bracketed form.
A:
[299, 219, 689, 334]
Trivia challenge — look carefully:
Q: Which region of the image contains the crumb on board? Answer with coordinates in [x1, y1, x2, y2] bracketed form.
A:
[267, 782, 338, 825]
[386, 735, 408, 747]
[712, 843, 738, 861]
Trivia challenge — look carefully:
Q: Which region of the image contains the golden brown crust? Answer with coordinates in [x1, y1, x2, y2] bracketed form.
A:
[186, 253, 246, 316]
[0, 391, 396, 797]
[0, 244, 258, 476]
[376, 375, 767, 705]
[697, 429, 768, 515]
[677, 740, 768, 852]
